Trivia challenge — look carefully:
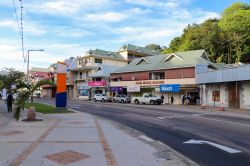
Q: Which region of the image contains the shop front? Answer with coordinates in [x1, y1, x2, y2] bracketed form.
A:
[111, 78, 199, 104]
[88, 80, 108, 98]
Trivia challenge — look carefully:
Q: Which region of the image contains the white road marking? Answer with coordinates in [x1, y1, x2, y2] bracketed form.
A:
[138, 135, 155, 142]
[157, 116, 166, 119]
[184, 139, 241, 153]
[95, 105, 101, 108]
[197, 116, 250, 127]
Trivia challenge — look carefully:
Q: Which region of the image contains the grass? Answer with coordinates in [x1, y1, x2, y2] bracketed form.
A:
[24, 102, 74, 114]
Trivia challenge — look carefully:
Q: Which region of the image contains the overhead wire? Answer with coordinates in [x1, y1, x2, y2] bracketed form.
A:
[12, 0, 26, 64]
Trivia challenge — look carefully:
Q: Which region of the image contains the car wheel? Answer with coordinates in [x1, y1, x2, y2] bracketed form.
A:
[102, 98, 105, 102]
[121, 100, 124, 103]
[150, 100, 154, 105]
[94, 98, 96, 102]
[134, 99, 139, 104]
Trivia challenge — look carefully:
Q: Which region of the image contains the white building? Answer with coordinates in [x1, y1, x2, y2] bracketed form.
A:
[196, 64, 250, 109]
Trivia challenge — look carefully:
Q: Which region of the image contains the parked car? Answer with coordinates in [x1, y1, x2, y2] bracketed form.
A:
[113, 94, 131, 103]
[132, 93, 162, 105]
[93, 94, 112, 102]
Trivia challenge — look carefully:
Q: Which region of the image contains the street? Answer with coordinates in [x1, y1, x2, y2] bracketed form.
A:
[39, 99, 250, 166]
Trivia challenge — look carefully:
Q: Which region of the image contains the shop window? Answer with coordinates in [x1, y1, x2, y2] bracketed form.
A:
[212, 90, 220, 102]
[95, 58, 102, 64]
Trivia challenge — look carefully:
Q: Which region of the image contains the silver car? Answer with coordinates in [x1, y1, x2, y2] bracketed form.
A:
[113, 94, 131, 103]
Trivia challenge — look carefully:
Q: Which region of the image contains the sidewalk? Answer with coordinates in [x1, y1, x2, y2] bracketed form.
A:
[0, 100, 13, 126]
[0, 107, 196, 166]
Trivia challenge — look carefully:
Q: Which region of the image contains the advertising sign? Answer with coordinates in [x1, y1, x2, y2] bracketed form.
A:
[88, 81, 107, 86]
[110, 87, 123, 92]
[127, 85, 140, 92]
[160, 84, 180, 93]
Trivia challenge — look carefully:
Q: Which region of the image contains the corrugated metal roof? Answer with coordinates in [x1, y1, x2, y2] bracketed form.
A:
[113, 49, 219, 73]
[89, 65, 120, 77]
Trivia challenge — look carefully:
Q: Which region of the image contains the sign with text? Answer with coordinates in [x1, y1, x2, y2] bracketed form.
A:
[160, 84, 180, 93]
[88, 81, 107, 87]
[135, 80, 165, 86]
[127, 85, 140, 92]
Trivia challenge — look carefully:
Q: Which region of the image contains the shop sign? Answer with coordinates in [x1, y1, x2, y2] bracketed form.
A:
[160, 84, 180, 92]
[127, 85, 140, 92]
[88, 81, 107, 87]
[110, 87, 123, 92]
[135, 80, 164, 86]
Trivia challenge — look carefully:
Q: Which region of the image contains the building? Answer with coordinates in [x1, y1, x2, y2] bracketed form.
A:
[196, 64, 250, 109]
[69, 44, 157, 99]
[110, 49, 219, 104]
[117, 44, 159, 62]
[70, 49, 128, 99]
[29, 67, 56, 99]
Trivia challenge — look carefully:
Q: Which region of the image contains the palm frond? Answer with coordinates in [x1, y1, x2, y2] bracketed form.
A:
[31, 79, 55, 93]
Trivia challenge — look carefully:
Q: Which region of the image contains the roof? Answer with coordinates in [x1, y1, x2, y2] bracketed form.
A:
[112, 49, 220, 74]
[83, 49, 125, 61]
[70, 66, 97, 72]
[30, 67, 49, 72]
[118, 44, 159, 56]
[89, 65, 120, 78]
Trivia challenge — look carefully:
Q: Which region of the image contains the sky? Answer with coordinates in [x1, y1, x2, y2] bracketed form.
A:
[0, 0, 249, 71]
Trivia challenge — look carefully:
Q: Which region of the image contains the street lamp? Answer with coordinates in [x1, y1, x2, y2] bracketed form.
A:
[27, 49, 44, 82]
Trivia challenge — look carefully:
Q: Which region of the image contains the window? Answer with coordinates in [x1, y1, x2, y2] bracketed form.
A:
[79, 72, 82, 79]
[212, 90, 220, 102]
[95, 58, 102, 64]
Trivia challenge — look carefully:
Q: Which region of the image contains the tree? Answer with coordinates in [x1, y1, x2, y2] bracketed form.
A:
[0, 80, 3, 90]
[162, 2, 250, 64]
[17, 79, 55, 104]
[218, 2, 250, 63]
[14, 79, 55, 120]
[145, 44, 162, 51]
[0, 68, 25, 92]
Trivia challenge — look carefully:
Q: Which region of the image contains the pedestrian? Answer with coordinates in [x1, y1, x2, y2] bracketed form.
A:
[161, 94, 164, 104]
[6, 93, 14, 112]
[196, 95, 200, 106]
[170, 96, 174, 104]
[182, 95, 186, 105]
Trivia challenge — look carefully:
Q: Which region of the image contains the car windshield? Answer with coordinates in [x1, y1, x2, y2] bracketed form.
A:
[148, 94, 156, 97]
[102, 94, 106, 96]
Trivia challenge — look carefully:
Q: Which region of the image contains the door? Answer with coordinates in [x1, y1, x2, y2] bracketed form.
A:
[228, 83, 239, 108]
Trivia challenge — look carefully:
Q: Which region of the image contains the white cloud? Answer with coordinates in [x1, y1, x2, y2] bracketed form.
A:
[85, 12, 128, 22]
[26, 0, 111, 16]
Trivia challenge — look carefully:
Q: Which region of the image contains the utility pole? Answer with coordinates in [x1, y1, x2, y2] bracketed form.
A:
[27, 49, 44, 82]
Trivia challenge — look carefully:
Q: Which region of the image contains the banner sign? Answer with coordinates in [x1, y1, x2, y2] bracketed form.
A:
[110, 87, 123, 92]
[160, 84, 180, 93]
[127, 85, 140, 92]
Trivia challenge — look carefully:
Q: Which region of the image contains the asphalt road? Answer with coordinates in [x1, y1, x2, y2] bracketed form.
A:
[39, 99, 250, 166]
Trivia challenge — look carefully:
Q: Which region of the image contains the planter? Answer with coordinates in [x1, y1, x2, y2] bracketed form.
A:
[27, 107, 36, 121]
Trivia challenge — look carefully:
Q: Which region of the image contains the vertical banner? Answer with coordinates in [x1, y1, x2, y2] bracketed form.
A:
[56, 62, 67, 108]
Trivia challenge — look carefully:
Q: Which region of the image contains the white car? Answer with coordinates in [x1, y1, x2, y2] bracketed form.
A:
[113, 94, 131, 103]
[93, 94, 112, 102]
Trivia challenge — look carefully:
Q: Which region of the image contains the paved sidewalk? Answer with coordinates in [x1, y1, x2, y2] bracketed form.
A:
[0, 100, 13, 126]
[0, 107, 196, 166]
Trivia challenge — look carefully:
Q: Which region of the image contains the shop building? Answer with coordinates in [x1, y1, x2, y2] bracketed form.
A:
[70, 49, 128, 99]
[69, 44, 157, 99]
[196, 64, 250, 109]
[29, 67, 56, 99]
[110, 49, 219, 104]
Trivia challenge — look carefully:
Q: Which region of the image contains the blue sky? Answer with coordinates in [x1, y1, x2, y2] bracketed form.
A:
[0, 0, 249, 71]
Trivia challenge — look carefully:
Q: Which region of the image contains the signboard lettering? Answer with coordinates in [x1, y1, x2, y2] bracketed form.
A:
[160, 84, 180, 92]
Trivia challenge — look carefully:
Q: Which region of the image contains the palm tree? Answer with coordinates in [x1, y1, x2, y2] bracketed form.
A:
[14, 79, 55, 120]
[17, 79, 55, 104]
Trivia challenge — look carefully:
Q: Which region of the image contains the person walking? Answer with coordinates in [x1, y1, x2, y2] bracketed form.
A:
[6, 93, 14, 112]
[170, 96, 174, 104]
[196, 95, 200, 106]
[182, 95, 186, 105]
[161, 94, 164, 104]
